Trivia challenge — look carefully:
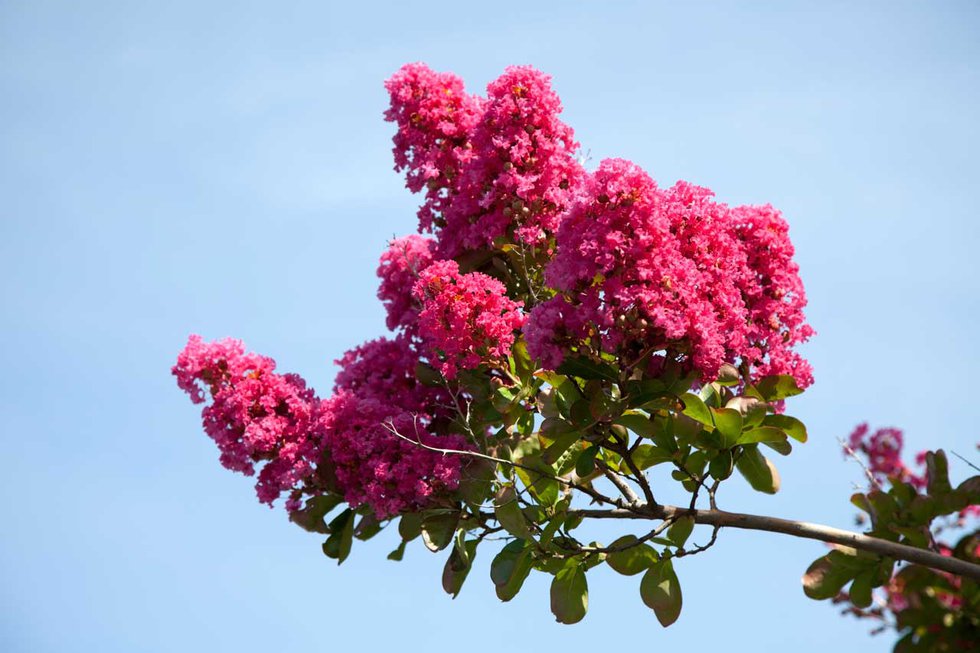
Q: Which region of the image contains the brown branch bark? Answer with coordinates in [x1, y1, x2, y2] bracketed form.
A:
[570, 505, 980, 581]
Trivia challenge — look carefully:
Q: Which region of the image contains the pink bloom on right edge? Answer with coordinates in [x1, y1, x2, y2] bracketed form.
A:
[413, 259, 525, 379]
[525, 157, 814, 389]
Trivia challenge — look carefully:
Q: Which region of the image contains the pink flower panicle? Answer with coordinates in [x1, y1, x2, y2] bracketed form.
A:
[526, 157, 813, 389]
[438, 66, 585, 257]
[845, 423, 916, 487]
[385, 63, 584, 258]
[376, 234, 436, 332]
[172, 335, 324, 511]
[384, 63, 484, 234]
[333, 334, 445, 415]
[321, 392, 468, 519]
[413, 259, 525, 379]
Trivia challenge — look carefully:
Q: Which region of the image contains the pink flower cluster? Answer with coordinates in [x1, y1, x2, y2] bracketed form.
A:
[384, 63, 484, 235]
[386, 63, 584, 258]
[376, 234, 435, 332]
[333, 335, 447, 416]
[846, 423, 917, 487]
[525, 158, 813, 388]
[321, 392, 468, 519]
[413, 259, 525, 379]
[172, 335, 324, 511]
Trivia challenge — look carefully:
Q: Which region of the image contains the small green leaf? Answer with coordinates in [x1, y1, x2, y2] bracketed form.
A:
[709, 449, 734, 480]
[680, 393, 713, 427]
[753, 375, 803, 402]
[398, 513, 422, 542]
[712, 408, 743, 448]
[848, 570, 874, 608]
[802, 551, 866, 600]
[763, 414, 808, 443]
[387, 541, 406, 561]
[736, 445, 780, 494]
[615, 413, 657, 438]
[442, 538, 479, 598]
[550, 562, 589, 624]
[491, 540, 533, 602]
[421, 511, 459, 552]
[632, 444, 672, 470]
[289, 494, 344, 533]
[494, 486, 534, 541]
[667, 516, 695, 548]
[925, 450, 952, 497]
[321, 508, 355, 564]
[715, 363, 741, 386]
[726, 396, 767, 428]
[575, 446, 599, 477]
[606, 535, 659, 575]
[641, 559, 683, 627]
[737, 426, 787, 445]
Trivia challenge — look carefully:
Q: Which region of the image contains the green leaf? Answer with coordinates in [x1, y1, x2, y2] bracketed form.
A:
[398, 513, 422, 542]
[715, 363, 741, 386]
[753, 375, 803, 402]
[680, 393, 713, 427]
[632, 444, 672, 470]
[321, 508, 355, 564]
[711, 407, 743, 448]
[442, 538, 479, 598]
[556, 355, 618, 382]
[541, 420, 582, 466]
[709, 449, 734, 480]
[641, 559, 683, 627]
[802, 551, 866, 600]
[289, 494, 344, 533]
[421, 511, 459, 552]
[737, 426, 787, 445]
[575, 446, 599, 477]
[515, 456, 561, 507]
[848, 570, 874, 608]
[387, 540, 406, 561]
[606, 535, 659, 576]
[726, 396, 767, 428]
[354, 512, 383, 541]
[494, 486, 534, 541]
[491, 540, 533, 602]
[925, 450, 952, 497]
[763, 414, 808, 442]
[736, 445, 780, 494]
[550, 562, 589, 624]
[668, 516, 695, 548]
[615, 413, 657, 438]
[763, 439, 793, 456]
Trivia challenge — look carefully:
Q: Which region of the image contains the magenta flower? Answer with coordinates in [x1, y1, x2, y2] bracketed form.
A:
[172, 335, 325, 511]
[413, 260, 525, 379]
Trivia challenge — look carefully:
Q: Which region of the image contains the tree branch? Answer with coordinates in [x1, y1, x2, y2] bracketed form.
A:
[569, 505, 980, 581]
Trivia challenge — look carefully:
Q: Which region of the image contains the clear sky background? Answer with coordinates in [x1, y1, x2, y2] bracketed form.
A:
[2, 1, 979, 651]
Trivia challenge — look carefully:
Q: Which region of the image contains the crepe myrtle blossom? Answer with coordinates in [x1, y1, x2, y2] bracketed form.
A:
[172, 335, 325, 511]
[413, 259, 525, 379]
[384, 63, 484, 235]
[526, 157, 813, 389]
[386, 63, 584, 258]
[376, 234, 436, 333]
[321, 392, 469, 519]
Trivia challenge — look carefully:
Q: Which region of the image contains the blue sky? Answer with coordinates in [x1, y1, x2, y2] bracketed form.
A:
[2, 1, 978, 651]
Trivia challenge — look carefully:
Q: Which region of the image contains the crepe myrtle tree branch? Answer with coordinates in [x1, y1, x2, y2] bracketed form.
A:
[570, 507, 980, 582]
[383, 419, 980, 581]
